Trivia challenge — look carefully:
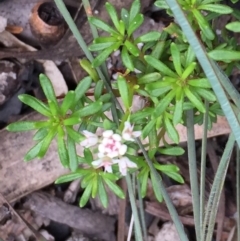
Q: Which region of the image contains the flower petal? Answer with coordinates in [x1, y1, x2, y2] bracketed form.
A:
[119, 144, 127, 155]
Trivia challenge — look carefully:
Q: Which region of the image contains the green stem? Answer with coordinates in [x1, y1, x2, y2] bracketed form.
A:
[126, 173, 143, 241]
[202, 133, 235, 241]
[200, 101, 209, 235]
[137, 179, 148, 241]
[186, 109, 200, 241]
[135, 138, 189, 241]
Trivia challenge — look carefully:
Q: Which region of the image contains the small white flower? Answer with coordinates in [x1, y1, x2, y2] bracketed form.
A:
[80, 130, 98, 148]
[122, 122, 141, 141]
[92, 156, 115, 173]
[117, 156, 137, 176]
[99, 130, 127, 158]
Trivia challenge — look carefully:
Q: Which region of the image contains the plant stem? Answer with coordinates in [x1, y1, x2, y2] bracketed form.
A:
[200, 101, 209, 235]
[237, 144, 240, 241]
[186, 109, 201, 241]
[126, 173, 143, 241]
[135, 138, 189, 241]
[202, 133, 235, 241]
[137, 179, 147, 240]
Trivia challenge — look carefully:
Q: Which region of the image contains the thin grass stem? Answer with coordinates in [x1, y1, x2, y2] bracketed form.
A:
[135, 138, 189, 241]
[186, 109, 201, 241]
[200, 101, 209, 234]
[236, 144, 240, 241]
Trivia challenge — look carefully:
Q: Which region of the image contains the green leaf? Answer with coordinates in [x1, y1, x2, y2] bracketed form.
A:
[24, 140, 43, 161]
[184, 87, 206, 113]
[192, 9, 215, 40]
[33, 128, 48, 141]
[75, 76, 92, 103]
[188, 78, 211, 88]
[225, 21, 240, 32]
[103, 178, 125, 199]
[121, 45, 134, 71]
[66, 126, 84, 142]
[88, 17, 119, 35]
[105, 2, 120, 30]
[98, 177, 108, 208]
[163, 171, 184, 183]
[170, 43, 182, 76]
[92, 42, 122, 67]
[121, 8, 129, 28]
[129, 0, 140, 22]
[154, 89, 177, 116]
[68, 136, 78, 171]
[57, 134, 69, 167]
[91, 176, 98, 198]
[138, 73, 161, 84]
[185, 46, 196, 67]
[154, 163, 179, 172]
[117, 75, 131, 108]
[72, 101, 102, 117]
[130, 108, 153, 122]
[55, 172, 83, 184]
[173, 92, 183, 125]
[80, 59, 99, 83]
[84, 148, 94, 164]
[38, 127, 57, 158]
[63, 117, 81, 126]
[139, 169, 149, 198]
[18, 94, 51, 117]
[155, 0, 170, 9]
[80, 183, 93, 207]
[144, 55, 178, 78]
[193, 87, 216, 102]
[61, 91, 75, 115]
[48, 100, 59, 116]
[181, 62, 196, 80]
[94, 36, 118, 43]
[124, 39, 140, 57]
[89, 42, 117, 51]
[94, 80, 104, 100]
[159, 147, 185, 156]
[142, 119, 156, 139]
[198, 4, 232, 14]
[164, 115, 179, 143]
[208, 49, 240, 61]
[135, 31, 161, 43]
[7, 121, 44, 132]
[127, 13, 144, 36]
[150, 172, 163, 202]
[39, 74, 58, 106]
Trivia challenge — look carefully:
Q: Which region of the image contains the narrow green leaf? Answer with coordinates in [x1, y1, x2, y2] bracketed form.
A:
[164, 115, 179, 143]
[184, 87, 206, 113]
[18, 94, 51, 117]
[38, 127, 57, 158]
[225, 21, 240, 32]
[94, 80, 104, 100]
[88, 17, 119, 35]
[48, 100, 59, 116]
[139, 169, 149, 198]
[154, 89, 177, 116]
[193, 87, 216, 102]
[55, 172, 83, 184]
[135, 31, 161, 43]
[142, 119, 156, 139]
[188, 78, 211, 88]
[208, 49, 240, 61]
[7, 121, 43, 132]
[164, 171, 184, 183]
[94, 36, 118, 43]
[91, 176, 98, 198]
[117, 75, 131, 108]
[144, 55, 178, 78]
[150, 172, 163, 202]
[121, 45, 134, 71]
[173, 92, 183, 125]
[66, 126, 84, 142]
[89, 42, 117, 51]
[84, 148, 94, 164]
[75, 76, 92, 103]
[92, 42, 121, 67]
[80, 183, 93, 207]
[105, 2, 120, 30]
[33, 128, 49, 141]
[155, 0, 170, 9]
[198, 4, 232, 14]
[181, 62, 197, 80]
[72, 101, 102, 117]
[98, 177, 108, 208]
[170, 43, 182, 76]
[129, 0, 140, 22]
[68, 136, 78, 171]
[159, 147, 185, 156]
[24, 140, 43, 161]
[127, 13, 144, 36]
[39, 74, 58, 105]
[138, 73, 161, 84]
[63, 117, 81, 126]
[130, 108, 153, 122]
[121, 8, 129, 29]
[124, 39, 140, 57]
[57, 134, 69, 167]
[61, 91, 75, 115]
[185, 46, 196, 67]
[104, 178, 125, 199]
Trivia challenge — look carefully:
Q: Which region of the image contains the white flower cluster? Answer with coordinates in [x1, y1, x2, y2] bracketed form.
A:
[80, 122, 141, 176]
